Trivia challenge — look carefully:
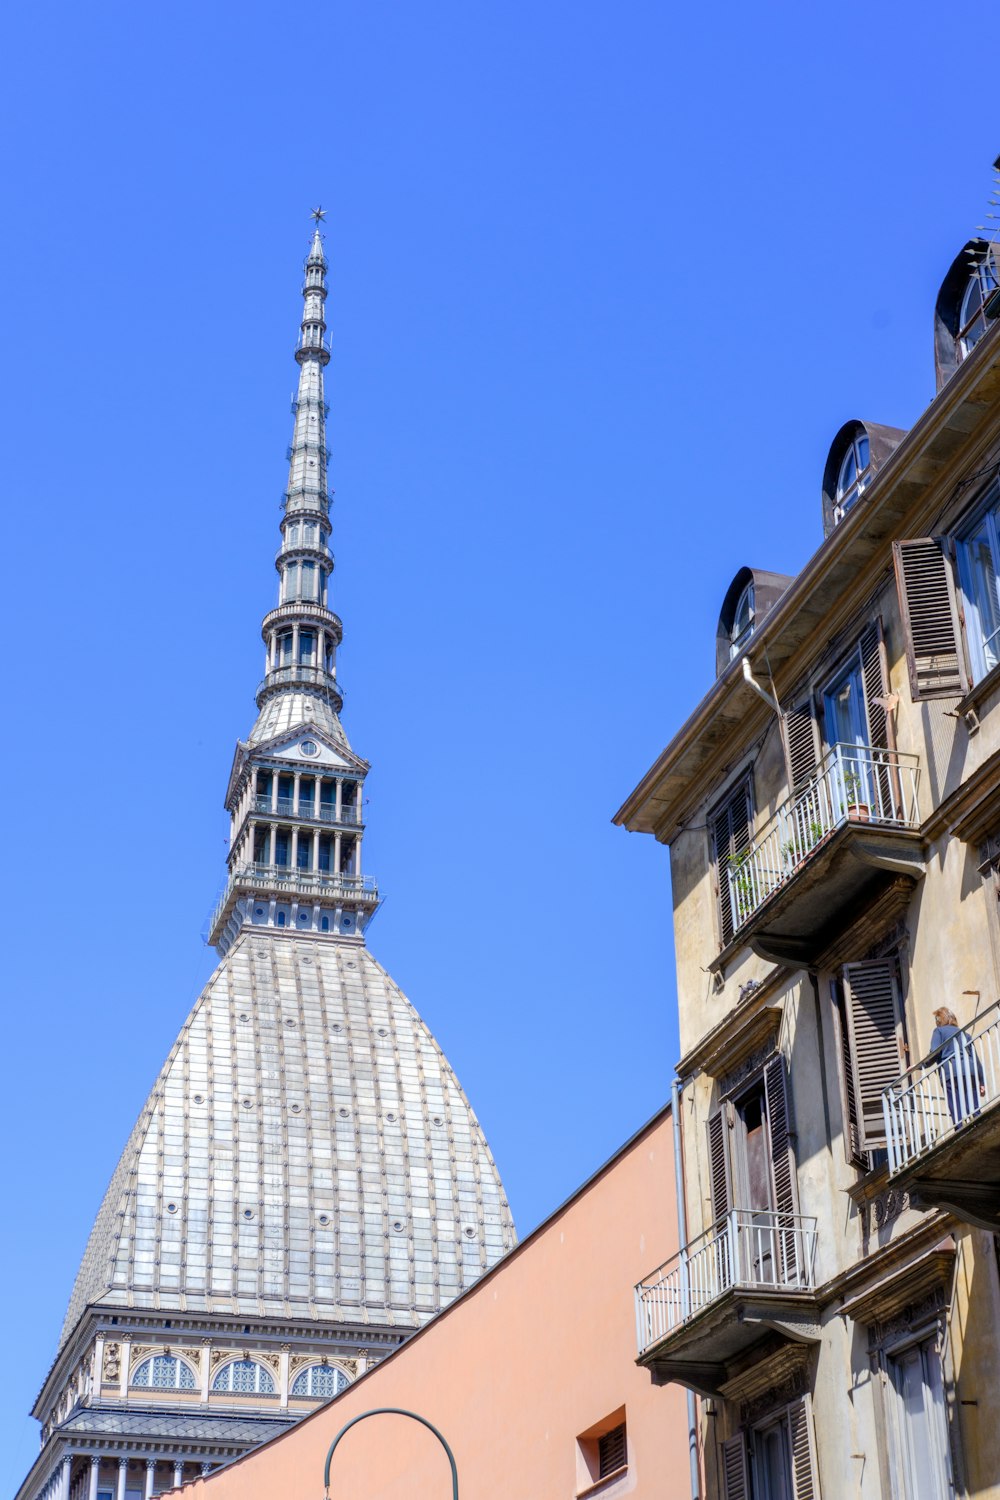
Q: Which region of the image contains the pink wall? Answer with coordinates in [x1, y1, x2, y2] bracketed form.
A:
[177, 1107, 687, 1499]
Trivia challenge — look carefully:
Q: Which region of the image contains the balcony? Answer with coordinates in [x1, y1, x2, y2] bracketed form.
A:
[634, 1209, 819, 1396]
[206, 863, 379, 946]
[883, 999, 1000, 1231]
[720, 743, 924, 967]
[255, 665, 344, 705]
[253, 797, 361, 825]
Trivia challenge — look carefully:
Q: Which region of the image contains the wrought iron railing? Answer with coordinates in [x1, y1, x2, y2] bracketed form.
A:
[726, 742, 920, 934]
[256, 665, 343, 700]
[635, 1209, 818, 1357]
[207, 864, 378, 939]
[883, 999, 1000, 1174]
[253, 797, 360, 824]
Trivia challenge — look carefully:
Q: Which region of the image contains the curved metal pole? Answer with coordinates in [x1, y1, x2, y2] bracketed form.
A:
[322, 1407, 458, 1499]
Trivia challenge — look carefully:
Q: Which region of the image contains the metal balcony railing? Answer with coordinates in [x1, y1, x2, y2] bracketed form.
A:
[256, 665, 343, 699]
[635, 1209, 818, 1357]
[727, 742, 920, 934]
[253, 798, 361, 824]
[883, 999, 1000, 1174]
[207, 864, 379, 940]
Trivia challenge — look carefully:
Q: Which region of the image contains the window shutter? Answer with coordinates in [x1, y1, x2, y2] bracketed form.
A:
[892, 538, 969, 698]
[712, 778, 753, 947]
[707, 1107, 731, 1226]
[764, 1055, 797, 1218]
[598, 1423, 626, 1478]
[843, 959, 905, 1151]
[832, 981, 865, 1166]
[784, 700, 819, 793]
[788, 1398, 820, 1500]
[860, 621, 897, 815]
[721, 1434, 750, 1500]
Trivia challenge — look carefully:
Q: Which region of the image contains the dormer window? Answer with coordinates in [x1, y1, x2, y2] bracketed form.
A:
[729, 581, 755, 660]
[833, 432, 872, 525]
[958, 255, 1000, 357]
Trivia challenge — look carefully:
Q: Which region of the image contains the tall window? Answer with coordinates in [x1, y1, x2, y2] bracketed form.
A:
[883, 1334, 953, 1500]
[711, 776, 753, 948]
[721, 1398, 819, 1500]
[290, 1364, 348, 1398]
[958, 255, 1000, 357]
[211, 1359, 275, 1394]
[833, 432, 872, 525]
[131, 1354, 197, 1390]
[957, 486, 1000, 682]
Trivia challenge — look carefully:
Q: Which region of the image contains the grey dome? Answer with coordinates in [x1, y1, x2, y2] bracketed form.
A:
[61, 932, 514, 1347]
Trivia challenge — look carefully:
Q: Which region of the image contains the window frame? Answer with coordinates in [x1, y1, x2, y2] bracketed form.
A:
[211, 1358, 276, 1395]
[955, 480, 1000, 685]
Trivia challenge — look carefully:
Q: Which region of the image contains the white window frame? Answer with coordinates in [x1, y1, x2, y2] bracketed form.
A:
[880, 1327, 954, 1500]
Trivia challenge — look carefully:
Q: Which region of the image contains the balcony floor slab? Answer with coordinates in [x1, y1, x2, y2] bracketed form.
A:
[637, 1286, 821, 1397]
[891, 1100, 1000, 1232]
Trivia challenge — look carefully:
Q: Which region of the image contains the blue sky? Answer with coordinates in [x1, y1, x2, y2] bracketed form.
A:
[1, 0, 998, 1484]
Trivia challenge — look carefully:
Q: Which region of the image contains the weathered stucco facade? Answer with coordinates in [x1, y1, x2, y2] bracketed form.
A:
[619, 227, 1000, 1500]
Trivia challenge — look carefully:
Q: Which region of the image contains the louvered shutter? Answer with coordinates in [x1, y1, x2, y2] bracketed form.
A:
[892, 538, 969, 698]
[833, 981, 865, 1165]
[713, 778, 753, 946]
[788, 1398, 820, 1500]
[843, 959, 905, 1150]
[707, 1107, 731, 1226]
[859, 621, 897, 816]
[721, 1433, 750, 1500]
[764, 1056, 797, 1217]
[784, 700, 820, 793]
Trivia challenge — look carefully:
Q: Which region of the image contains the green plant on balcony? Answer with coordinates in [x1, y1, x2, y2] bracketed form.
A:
[728, 849, 759, 922]
[781, 819, 829, 865]
[840, 768, 871, 822]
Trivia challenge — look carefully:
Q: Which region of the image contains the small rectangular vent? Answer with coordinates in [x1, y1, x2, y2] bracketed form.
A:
[598, 1423, 626, 1478]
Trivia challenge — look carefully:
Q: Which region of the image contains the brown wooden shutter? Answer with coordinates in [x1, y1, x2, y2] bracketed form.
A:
[764, 1056, 797, 1218]
[832, 980, 865, 1166]
[721, 1434, 750, 1500]
[892, 538, 969, 698]
[598, 1423, 626, 1478]
[788, 1398, 820, 1500]
[707, 1107, 731, 1226]
[784, 700, 820, 793]
[843, 958, 906, 1151]
[860, 621, 898, 815]
[712, 778, 753, 946]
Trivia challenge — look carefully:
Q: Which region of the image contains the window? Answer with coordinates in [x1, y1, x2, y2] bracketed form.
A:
[211, 1359, 275, 1394]
[598, 1424, 626, 1479]
[290, 1364, 348, 1398]
[883, 1334, 953, 1500]
[958, 254, 1000, 357]
[707, 1056, 798, 1283]
[722, 1399, 818, 1500]
[711, 776, 753, 948]
[576, 1409, 627, 1493]
[729, 581, 755, 660]
[131, 1354, 197, 1390]
[833, 431, 872, 525]
[957, 486, 1000, 682]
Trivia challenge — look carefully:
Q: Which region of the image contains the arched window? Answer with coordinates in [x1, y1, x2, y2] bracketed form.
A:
[211, 1359, 275, 1394]
[290, 1364, 348, 1398]
[959, 256, 1000, 357]
[833, 431, 872, 524]
[132, 1355, 197, 1390]
[729, 581, 755, 660]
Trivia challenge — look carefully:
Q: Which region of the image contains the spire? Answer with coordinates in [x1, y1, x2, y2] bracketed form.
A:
[206, 218, 379, 954]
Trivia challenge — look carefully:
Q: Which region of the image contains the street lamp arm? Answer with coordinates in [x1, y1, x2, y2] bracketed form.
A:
[322, 1407, 459, 1499]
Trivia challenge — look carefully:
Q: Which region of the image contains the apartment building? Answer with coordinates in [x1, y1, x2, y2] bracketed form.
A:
[617, 231, 1000, 1500]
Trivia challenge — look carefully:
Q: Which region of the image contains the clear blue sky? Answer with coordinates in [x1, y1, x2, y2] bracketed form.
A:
[1, 0, 997, 1484]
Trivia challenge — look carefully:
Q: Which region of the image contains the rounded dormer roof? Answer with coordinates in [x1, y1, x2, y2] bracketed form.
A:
[934, 238, 1000, 390]
[715, 567, 792, 677]
[821, 419, 906, 538]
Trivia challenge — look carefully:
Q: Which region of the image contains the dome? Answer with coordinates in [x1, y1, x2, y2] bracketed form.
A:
[60, 931, 514, 1348]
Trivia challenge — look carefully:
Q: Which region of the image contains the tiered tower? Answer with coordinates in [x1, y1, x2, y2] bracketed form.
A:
[16, 222, 515, 1500]
[208, 226, 377, 954]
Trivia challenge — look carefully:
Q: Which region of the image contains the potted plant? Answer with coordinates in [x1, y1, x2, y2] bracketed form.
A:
[842, 769, 870, 822]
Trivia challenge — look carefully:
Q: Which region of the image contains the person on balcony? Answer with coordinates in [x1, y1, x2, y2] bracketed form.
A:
[930, 1006, 986, 1125]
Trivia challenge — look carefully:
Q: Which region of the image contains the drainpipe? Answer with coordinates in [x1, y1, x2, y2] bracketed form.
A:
[672, 1076, 701, 1500]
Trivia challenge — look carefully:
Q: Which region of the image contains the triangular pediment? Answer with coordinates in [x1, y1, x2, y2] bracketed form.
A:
[252, 727, 369, 773]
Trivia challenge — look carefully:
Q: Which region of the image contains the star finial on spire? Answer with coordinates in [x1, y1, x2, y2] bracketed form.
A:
[310, 205, 327, 224]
